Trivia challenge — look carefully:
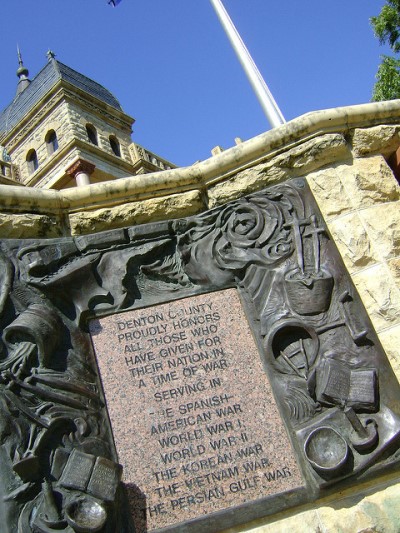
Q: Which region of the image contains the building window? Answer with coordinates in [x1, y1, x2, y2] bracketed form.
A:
[45, 130, 59, 155]
[86, 124, 98, 146]
[26, 149, 39, 173]
[109, 135, 121, 157]
[2, 148, 11, 162]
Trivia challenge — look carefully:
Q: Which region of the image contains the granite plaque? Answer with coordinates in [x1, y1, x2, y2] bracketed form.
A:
[89, 289, 304, 531]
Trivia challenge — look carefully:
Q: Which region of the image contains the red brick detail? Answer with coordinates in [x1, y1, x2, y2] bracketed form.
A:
[66, 159, 95, 178]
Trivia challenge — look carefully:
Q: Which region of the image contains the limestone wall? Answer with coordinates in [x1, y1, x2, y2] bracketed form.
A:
[8, 96, 74, 186]
[68, 99, 133, 164]
[1, 101, 400, 531]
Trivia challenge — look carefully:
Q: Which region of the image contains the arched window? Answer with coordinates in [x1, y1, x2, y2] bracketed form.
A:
[109, 135, 121, 157]
[45, 130, 59, 155]
[86, 124, 98, 146]
[26, 149, 39, 173]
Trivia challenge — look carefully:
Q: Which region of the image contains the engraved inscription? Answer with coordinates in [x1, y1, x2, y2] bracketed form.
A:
[89, 289, 304, 532]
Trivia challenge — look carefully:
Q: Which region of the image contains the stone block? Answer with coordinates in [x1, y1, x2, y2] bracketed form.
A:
[220, 509, 322, 533]
[0, 213, 64, 239]
[388, 257, 400, 285]
[378, 324, 400, 382]
[69, 190, 205, 235]
[273, 133, 349, 173]
[351, 264, 400, 332]
[306, 167, 353, 219]
[359, 203, 400, 262]
[352, 125, 400, 157]
[327, 213, 380, 273]
[317, 482, 400, 533]
[339, 156, 400, 209]
[207, 165, 287, 208]
[226, 482, 400, 533]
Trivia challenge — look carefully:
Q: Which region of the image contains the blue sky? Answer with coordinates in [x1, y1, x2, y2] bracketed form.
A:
[0, 0, 392, 167]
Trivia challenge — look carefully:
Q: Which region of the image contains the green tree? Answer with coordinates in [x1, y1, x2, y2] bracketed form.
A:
[371, 0, 400, 100]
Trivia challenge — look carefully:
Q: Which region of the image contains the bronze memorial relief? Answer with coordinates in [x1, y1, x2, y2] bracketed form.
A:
[0, 178, 399, 532]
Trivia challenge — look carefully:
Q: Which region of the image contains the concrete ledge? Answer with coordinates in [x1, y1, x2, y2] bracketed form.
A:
[1, 101, 400, 222]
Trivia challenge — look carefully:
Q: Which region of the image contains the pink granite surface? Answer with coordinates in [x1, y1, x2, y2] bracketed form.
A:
[89, 288, 304, 531]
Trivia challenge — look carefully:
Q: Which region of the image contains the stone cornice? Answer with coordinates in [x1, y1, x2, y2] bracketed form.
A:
[64, 89, 133, 132]
[67, 138, 137, 172]
[1, 101, 399, 216]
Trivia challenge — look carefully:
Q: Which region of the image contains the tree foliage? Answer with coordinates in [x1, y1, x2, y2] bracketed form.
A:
[371, 0, 400, 52]
[371, 0, 400, 100]
[372, 55, 400, 100]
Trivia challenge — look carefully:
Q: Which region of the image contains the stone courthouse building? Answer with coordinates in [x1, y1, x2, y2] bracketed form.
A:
[1, 53, 400, 532]
[0, 52, 175, 190]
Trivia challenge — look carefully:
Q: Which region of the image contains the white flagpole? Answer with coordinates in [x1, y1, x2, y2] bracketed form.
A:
[209, 0, 285, 128]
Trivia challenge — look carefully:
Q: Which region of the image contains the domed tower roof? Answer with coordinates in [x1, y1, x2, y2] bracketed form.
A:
[0, 53, 124, 139]
[16, 46, 31, 96]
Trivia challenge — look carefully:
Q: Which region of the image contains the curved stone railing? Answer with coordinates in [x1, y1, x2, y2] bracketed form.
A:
[1, 100, 400, 238]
